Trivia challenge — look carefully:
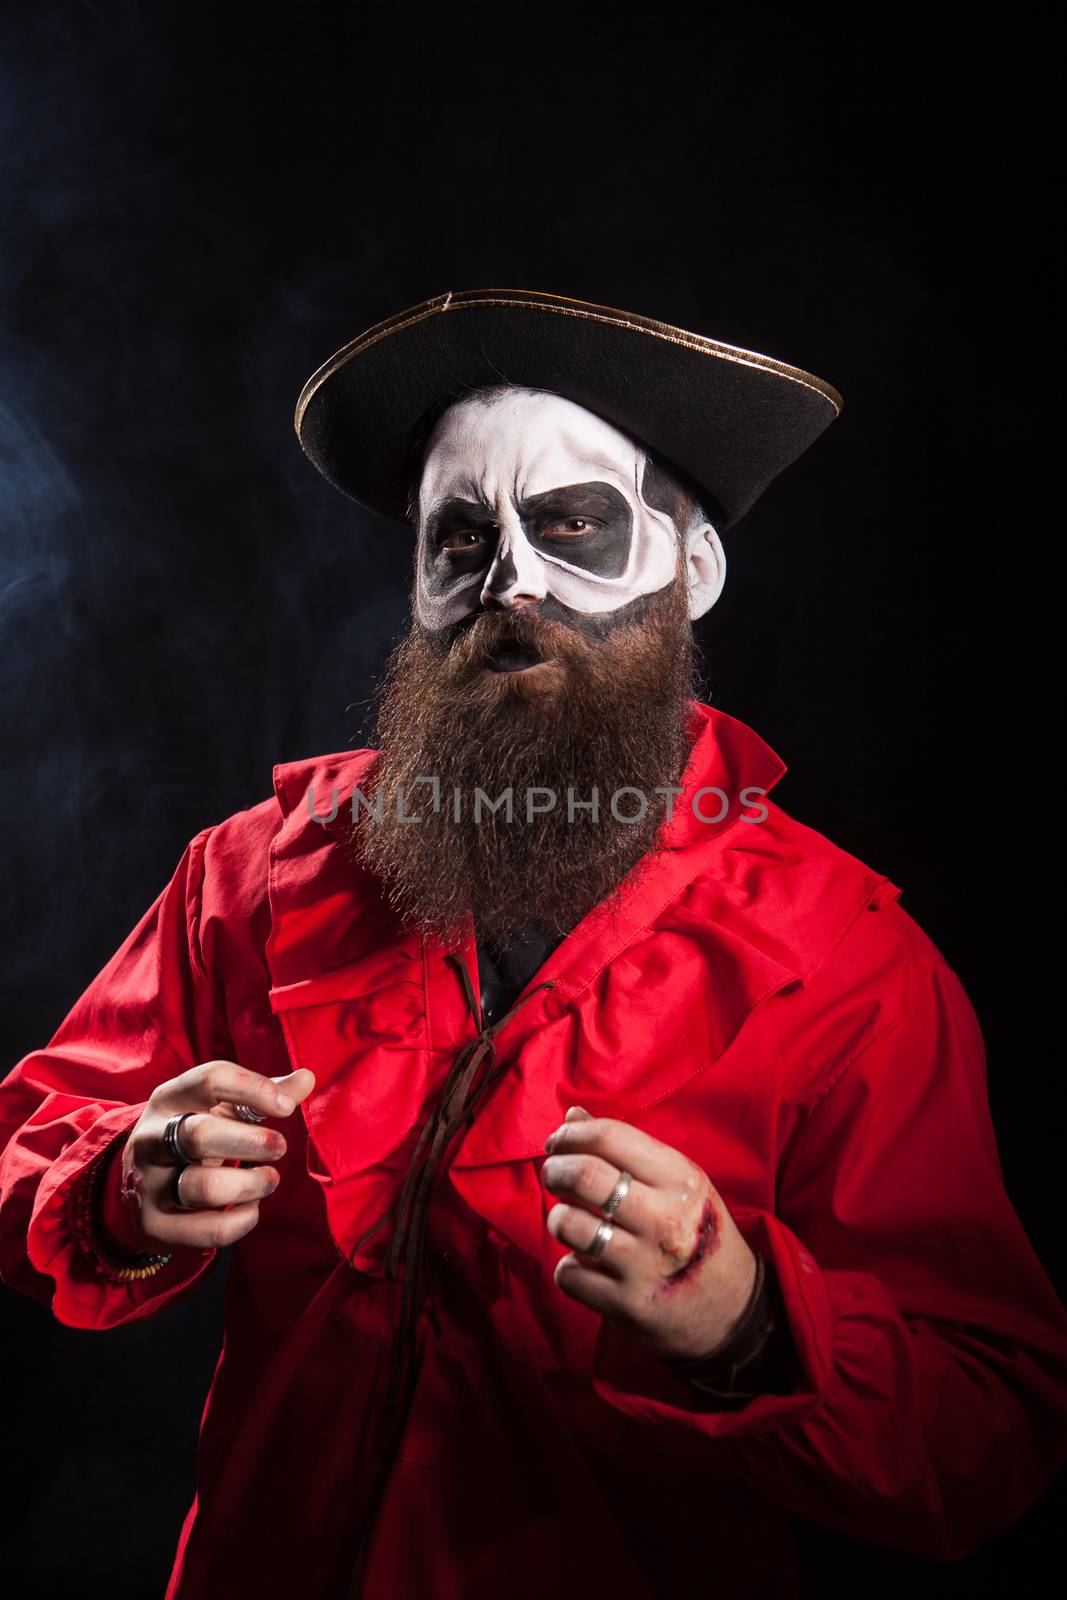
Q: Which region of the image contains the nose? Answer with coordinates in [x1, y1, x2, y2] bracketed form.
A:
[479, 526, 547, 611]
[483, 588, 540, 611]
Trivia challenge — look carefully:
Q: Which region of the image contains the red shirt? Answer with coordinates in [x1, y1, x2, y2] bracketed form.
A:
[2, 700, 1065, 1598]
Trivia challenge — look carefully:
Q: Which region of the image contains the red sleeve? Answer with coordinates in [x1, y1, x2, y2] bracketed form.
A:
[592, 955, 1067, 1560]
[0, 827, 232, 1329]
[95, 1121, 150, 1254]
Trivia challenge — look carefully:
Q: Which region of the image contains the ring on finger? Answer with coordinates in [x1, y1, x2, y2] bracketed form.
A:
[598, 1169, 632, 1219]
[163, 1111, 196, 1164]
[234, 1103, 267, 1124]
[578, 1219, 614, 1263]
[170, 1162, 195, 1212]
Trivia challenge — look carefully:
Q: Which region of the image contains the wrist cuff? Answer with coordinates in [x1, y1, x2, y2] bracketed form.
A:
[664, 1252, 789, 1398]
[69, 1135, 174, 1283]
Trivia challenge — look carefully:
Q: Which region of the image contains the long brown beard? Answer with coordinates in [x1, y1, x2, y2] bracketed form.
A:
[349, 575, 699, 946]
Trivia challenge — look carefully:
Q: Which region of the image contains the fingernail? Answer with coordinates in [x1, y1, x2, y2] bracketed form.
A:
[276, 1093, 295, 1113]
[565, 1106, 591, 1120]
[544, 1130, 559, 1153]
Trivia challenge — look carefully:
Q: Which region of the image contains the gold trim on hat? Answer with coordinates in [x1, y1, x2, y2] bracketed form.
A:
[293, 288, 843, 437]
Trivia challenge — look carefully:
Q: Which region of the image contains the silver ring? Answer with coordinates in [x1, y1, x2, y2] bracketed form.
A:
[599, 1169, 632, 1219]
[580, 1220, 614, 1262]
[170, 1162, 195, 1211]
[234, 1103, 266, 1124]
[162, 1111, 195, 1164]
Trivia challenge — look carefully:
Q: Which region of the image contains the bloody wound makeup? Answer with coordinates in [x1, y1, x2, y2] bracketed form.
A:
[654, 1196, 720, 1294]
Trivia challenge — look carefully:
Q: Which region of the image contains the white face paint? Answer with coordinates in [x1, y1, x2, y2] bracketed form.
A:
[414, 386, 726, 630]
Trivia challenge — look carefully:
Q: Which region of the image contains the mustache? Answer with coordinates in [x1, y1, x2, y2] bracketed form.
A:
[435, 605, 597, 675]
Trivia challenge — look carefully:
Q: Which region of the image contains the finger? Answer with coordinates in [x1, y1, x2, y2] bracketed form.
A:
[552, 1250, 629, 1316]
[545, 1202, 634, 1281]
[174, 1112, 288, 1166]
[544, 1115, 691, 1190]
[146, 1199, 264, 1251]
[273, 1068, 316, 1105]
[162, 1161, 280, 1214]
[162, 1061, 300, 1120]
[213, 1068, 317, 1123]
[540, 1151, 652, 1236]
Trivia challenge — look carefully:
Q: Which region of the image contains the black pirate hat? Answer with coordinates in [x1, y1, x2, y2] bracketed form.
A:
[294, 289, 843, 532]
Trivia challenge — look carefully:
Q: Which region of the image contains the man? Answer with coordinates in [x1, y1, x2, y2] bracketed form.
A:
[1, 288, 1065, 1599]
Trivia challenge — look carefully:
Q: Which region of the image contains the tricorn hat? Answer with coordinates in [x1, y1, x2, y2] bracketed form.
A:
[294, 288, 843, 532]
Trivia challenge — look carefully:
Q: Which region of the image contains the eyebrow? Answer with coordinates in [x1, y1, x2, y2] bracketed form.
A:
[517, 481, 630, 522]
[423, 481, 630, 543]
[424, 495, 499, 541]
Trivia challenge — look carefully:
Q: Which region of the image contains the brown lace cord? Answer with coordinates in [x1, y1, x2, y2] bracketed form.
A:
[372, 951, 556, 1443]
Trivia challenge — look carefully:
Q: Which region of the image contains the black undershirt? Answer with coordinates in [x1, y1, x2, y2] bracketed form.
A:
[475, 922, 563, 1025]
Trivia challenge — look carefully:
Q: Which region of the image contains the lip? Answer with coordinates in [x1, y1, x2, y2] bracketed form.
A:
[485, 648, 545, 673]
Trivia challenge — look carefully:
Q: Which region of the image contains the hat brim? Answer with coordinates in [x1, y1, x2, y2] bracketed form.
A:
[294, 288, 843, 532]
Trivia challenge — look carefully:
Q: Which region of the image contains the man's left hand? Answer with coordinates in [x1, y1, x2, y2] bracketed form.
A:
[541, 1107, 757, 1362]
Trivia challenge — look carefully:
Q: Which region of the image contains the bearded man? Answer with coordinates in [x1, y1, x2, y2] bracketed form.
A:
[2, 289, 1065, 1600]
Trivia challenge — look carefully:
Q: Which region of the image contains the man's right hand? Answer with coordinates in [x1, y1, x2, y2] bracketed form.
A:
[112, 1062, 316, 1253]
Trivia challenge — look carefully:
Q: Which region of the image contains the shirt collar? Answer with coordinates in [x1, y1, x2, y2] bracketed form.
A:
[655, 699, 788, 850]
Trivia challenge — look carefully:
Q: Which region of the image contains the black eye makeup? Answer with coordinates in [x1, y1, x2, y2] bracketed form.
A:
[423, 500, 499, 586]
[420, 480, 635, 602]
[519, 482, 632, 579]
[427, 499, 496, 545]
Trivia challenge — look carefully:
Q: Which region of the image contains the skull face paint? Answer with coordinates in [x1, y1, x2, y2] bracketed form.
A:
[414, 386, 726, 630]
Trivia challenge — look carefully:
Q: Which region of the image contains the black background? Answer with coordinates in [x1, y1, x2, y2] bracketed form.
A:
[1, 4, 1059, 1595]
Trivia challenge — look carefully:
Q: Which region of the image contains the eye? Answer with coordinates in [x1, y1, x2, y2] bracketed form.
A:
[540, 516, 599, 539]
[440, 529, 490, 552]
